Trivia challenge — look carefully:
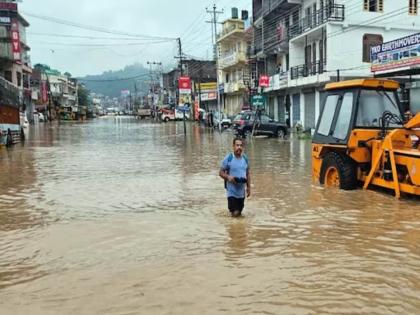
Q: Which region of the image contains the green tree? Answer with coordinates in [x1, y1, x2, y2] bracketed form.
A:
[78, 84, 90, 107]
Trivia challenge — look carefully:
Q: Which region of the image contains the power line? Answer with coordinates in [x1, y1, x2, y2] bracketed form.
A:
[27, 32, 170, 41]
[22, 11, 177, 41]
[78, 73, 150, 82]
[33, 40, 172, 47]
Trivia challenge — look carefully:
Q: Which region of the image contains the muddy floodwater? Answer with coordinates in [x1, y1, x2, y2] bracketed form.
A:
[1, 117, 420, 315]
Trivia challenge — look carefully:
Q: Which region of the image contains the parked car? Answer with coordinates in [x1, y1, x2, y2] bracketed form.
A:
[213, 111, 232, 129]
[138, 108, 152, 119]
[160, 108, 190, 122]
[233, 111, 288, 138]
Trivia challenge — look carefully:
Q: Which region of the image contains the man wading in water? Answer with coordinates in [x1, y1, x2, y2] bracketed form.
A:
[219, 138, 251, 217]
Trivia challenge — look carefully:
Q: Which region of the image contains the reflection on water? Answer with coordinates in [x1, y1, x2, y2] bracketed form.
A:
[1, 117, 420, 315]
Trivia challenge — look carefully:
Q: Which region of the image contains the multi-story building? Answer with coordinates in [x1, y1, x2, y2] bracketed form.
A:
[217, 10, 252, 115]
[0, 1, 32, 119]
[252, 0, 300, 126]
[163, 59, 217, 111]
[253, 0, 420, 131]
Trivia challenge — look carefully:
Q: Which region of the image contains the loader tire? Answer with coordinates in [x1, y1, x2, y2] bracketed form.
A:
[320, 152, 357, 190]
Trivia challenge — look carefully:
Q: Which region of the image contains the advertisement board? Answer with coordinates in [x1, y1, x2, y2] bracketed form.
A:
[0, 3, 17, 11]
[371, 33, 420, 73]
[178, 76, 191, 94]
[11, 18, 20, 61]
[200, 91, 217, 101]
[259, 75, 270, 87]
[252, 95, 266, 107]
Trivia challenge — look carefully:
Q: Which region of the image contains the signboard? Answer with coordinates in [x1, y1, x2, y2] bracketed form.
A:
[11, 18, 20, 61]
[0, 3, 17, 11]
[371, 32, 420, 73]
[178, 76, 191, 94]
[218, 83, 224, 94]
[0, 17, 11, 24]
[41, 81, 48, 103]
[121, 89, 130, 97]
[196, 82, 217, 91]
[252, 95, 266, 107]
[200, 91, 217, 101]
[179, 94, 191, 106]
[259, 75, 270, 87]
[194, 100, 199, 121]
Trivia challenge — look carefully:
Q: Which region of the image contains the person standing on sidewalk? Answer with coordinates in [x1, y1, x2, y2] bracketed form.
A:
[219, 138, 251, 217]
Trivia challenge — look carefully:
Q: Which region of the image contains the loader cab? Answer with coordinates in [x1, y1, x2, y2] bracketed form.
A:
[313, 79, 403, 145]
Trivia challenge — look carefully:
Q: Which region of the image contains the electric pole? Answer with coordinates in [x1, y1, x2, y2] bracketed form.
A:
[147, 61, 162, 122]
[206, 4, 223, 132]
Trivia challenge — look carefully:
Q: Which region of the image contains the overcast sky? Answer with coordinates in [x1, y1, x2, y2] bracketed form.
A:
[20, 0, 251, 77]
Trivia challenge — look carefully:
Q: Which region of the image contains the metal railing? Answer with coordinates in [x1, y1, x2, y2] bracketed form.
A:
[289, 4, 344, 39]
[217, 22, 244, 40]
[262, 0, 285, 17]
[0, 76, 21, 108]
[290, 60, 326, 79]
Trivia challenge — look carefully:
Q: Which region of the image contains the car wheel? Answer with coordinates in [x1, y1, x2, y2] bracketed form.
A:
[320, 152, 357, 190]
[244, 128, 252, 138]
[276, 128, 285, 138]
[164, 117, 170, 123]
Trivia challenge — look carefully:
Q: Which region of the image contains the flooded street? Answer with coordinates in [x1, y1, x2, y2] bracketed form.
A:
[1, 117, 420, 315]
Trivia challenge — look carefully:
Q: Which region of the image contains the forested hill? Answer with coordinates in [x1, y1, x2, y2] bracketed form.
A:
[79, 63, 149, 98]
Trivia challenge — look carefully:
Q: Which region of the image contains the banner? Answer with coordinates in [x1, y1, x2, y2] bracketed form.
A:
[371, 32, 420, 73]
[179, 94, 191, 106]
[41, 81, 48, 103]
[201, 91, 217, 101]
[178, 76, 191, 94]
[194, 100, 199, 121]
[259, 75, 270, 87]
[11, 18, 20, 61]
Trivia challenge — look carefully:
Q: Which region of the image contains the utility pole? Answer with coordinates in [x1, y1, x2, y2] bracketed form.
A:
[147, 61, 162, 122]
[206, 4, 223, 132]
[177, 38, 183, 76]
[176, 37, 188, 135]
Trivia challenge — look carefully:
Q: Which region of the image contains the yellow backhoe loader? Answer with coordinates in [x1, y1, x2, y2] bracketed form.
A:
[312, 78, 420, 198]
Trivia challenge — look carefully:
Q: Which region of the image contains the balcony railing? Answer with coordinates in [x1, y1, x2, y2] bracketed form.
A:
[290, 60, 326, 80]
[289, 4, 344, 39]
[262, 0, 285, 17]
[0, 76, 21, 108]
[217, 23, 244, 40]
[219, 51, 247, 69]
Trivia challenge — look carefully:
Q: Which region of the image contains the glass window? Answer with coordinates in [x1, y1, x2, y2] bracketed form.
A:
[410, 0, 418, 15]
[261, 115, 270, 123]
[356, 90, 401, 127]
[333, 92, 354, 140]
[318, 94, 339, 136]
[364, 0, 383, 12]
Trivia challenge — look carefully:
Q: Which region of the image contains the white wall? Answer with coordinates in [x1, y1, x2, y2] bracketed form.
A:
[327, 24, 420, 77]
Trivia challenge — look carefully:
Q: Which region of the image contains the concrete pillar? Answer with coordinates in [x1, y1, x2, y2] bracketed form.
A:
[300, 91, 305, 129]
[315, 89, 320, 128]
[272, 96, 278, 121]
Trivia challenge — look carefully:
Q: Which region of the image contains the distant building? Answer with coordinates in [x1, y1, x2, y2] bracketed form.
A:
[0, 1, 32, 119]
[217, 10, 252, 115]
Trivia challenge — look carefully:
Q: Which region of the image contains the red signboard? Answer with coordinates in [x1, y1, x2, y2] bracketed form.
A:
[41, 81, 48, 103]
[259, 75, 270, 87]
[0, 3, 17, 11]
[11, 18, 20, 61]
[179, 76, 192, 93]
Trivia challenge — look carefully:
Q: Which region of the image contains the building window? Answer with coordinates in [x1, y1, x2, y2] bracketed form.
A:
[363, 34, 383, 62]
[4, 70, 12, 82]
[364, 0, 383, 12]
[17, 71, 22, 87]
[410, 0, 418, 14]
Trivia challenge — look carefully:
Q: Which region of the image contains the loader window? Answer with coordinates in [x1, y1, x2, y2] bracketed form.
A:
[356, 90, 400, 127]
[318, 94, 339, 136]
[333, 92, 354, 140]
